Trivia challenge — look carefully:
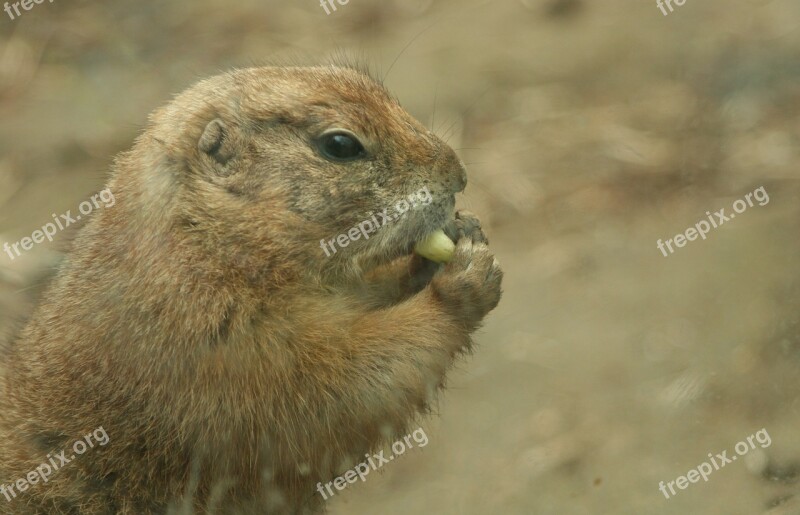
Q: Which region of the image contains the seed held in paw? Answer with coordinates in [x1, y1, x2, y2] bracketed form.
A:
[414, 229, 455, 263]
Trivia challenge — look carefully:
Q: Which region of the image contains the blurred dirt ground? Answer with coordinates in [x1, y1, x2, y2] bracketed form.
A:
[2, 0, 800, 513]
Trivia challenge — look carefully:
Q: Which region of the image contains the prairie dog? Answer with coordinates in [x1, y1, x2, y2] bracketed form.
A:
[0, 65, 503, 514]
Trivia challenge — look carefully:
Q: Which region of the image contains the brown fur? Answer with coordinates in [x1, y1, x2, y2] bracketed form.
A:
[0, 66, 502, 514]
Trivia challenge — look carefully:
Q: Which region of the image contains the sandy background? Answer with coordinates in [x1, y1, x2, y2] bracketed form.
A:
[2, 0, 800, 513]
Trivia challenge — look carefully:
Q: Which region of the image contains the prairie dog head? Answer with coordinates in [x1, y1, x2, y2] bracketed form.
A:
[132, 65, 466, 281]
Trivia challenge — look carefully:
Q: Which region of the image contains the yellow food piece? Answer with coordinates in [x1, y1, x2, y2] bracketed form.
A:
[414, 229, 455, 263]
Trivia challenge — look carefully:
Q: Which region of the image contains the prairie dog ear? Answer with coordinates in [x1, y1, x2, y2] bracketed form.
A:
[199, 118, 236, 168]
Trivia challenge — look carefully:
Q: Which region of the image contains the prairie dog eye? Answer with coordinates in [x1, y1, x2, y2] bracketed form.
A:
[317, 130, 366, 162]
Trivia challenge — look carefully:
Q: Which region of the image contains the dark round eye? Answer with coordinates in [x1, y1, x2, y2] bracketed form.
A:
[318, 131, 366, 162]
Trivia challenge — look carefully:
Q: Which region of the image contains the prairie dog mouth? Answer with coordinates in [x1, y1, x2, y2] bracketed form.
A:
[410, 199, 457, 263]
[346, 193, 456, 267]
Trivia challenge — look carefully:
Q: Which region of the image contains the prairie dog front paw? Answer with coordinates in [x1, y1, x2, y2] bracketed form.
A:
[431, 211, 502, 331]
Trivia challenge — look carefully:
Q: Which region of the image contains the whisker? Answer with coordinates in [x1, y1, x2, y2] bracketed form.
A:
[382, 20, 440, 83]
